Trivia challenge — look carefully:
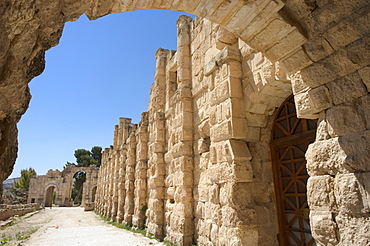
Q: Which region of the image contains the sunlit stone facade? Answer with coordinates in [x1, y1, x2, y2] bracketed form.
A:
[1, 0, 370, 245]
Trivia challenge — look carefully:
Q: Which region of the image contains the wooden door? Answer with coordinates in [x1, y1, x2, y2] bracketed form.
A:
[271, 95, 317, 246]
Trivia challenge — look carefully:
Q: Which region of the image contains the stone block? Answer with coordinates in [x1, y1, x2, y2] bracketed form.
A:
[307, 175, 335, 210]
[294, 91, 318, 119]
[209, 184, 220, 204]
[228, 60, 243, 79]
[280, 47, 313, 74]
[307, 131, 370, 175]
[290, 71, 310, 94]
[326, 103, 366, 137]
[265, 28, 307, 62]
[248, 18, 295, 52]
[224, 139, 252, 161]
[315, 112, 330, 141]
[301, 49, 360, 87]
[246, 112, 268, 127]
[217, 26, 238, 45]
[210, 80, 229, 106]
[215, 45, 241, 64]
[347, 36, 370, 67]
[173, 170, 193, 187]
[208, 163, 233, 184]
[210, 121, 232, 141]
[204, 59, 218, 77]
[246, 102, 268, 115]
[326, 72, 367, 105]
[310, 211, 339, 245]
[230, 117, 247, 139]
[303, 35, 335, 62]
[223, 3, 257, 35]
[325, 19, 361, 49]
[239, 1, 283, 39]
[308, 85, 333, 112]
[198, 119, 210, 138]
[224, 222, 258, 246]
[358, 65, 370, 92]
[335, 212, 370, 245]
[149, 142, 164, 153]
[228, 77, 243, 99]
[232, 161, 253, 183]
[334, 173, 368, 213]
[148, 176, 165, 189]
[245, 126, 261, 142]
[359, 95, 370, 129]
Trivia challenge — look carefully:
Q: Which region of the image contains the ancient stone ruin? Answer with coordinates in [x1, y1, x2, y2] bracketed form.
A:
[27, 165, 98, 207]
[1, 0, 370, 245]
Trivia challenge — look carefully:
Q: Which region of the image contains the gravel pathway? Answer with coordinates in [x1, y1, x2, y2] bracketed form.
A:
[3, 207, 165, 246]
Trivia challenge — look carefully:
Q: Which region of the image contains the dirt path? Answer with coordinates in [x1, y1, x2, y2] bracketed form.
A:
[1, 207, 165, 246]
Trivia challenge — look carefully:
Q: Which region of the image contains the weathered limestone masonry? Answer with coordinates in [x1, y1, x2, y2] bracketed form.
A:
[27, 165, 98, 207]
[1, 0, 370, 245]
[0, 203, 41, 221]
[94, 117, 137, 220]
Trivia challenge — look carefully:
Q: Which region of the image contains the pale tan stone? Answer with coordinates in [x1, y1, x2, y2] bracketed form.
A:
[28, 165, 99, 207]
[3, 2, 370, 245]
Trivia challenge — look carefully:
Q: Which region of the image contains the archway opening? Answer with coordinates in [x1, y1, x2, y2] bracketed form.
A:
[71, 171, 86, 205]
[13, 10, 193, 178]
[91, 186, 97, 202]
[45, 186, 56, 207]
[270, 95, 317, 246]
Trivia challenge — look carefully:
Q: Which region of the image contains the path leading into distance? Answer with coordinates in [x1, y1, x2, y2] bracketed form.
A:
[23, 207, 165, 246]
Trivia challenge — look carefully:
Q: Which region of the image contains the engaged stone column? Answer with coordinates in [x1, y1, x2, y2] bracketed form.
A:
[123, 133, 137, 225]
[106, 147, 114, 218]
[110, 125, 120, 219]
[116, 144, 127, 223]
[133, 112, 149, 229]
[116, 118, 132, 222]
[168, 15, 194, 246]
[146, 48, 169, 239]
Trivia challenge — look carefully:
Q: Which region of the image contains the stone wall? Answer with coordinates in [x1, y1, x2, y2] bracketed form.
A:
[96, 16, 305, 246]
[27, 165, 99, 207]
[1, 0, 370, 245]
[0, 203, 41, 221]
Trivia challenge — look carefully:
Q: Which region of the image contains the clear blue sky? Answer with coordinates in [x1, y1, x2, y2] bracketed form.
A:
[10, 10, 194, 178]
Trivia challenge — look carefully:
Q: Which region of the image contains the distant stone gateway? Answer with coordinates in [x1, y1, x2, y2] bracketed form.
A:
[1, 1, 370, 245]
[28, 165, 98, 207]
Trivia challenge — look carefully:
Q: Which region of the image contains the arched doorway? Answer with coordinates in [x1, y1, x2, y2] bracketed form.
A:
[91, 186, 97, 202]
[71, 171, 86, 205]
[45, 186, 56, 207]
[270, 95, 317, 246]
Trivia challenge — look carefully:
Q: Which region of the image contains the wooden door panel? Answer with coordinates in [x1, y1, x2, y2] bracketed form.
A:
[271, 95, 317, 246]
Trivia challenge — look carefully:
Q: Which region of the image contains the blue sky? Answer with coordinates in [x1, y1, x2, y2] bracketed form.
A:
[10, 10, 194, 178]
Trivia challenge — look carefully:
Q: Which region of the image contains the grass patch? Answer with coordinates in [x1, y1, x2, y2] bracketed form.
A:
[0, 226, 39, 245]
[94, 211, 200, 246]
[163, 240, 177, 246]
[94, 211, 159, 241]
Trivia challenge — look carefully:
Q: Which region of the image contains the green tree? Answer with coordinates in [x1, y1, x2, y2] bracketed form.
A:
[71, 171, 86, 205]
[91, 146, 102, 166]
[12, 168, 37, 191]
[66, 146, 102, 205]
[64, 146, 102, 168]
[73, 146, 102, 167]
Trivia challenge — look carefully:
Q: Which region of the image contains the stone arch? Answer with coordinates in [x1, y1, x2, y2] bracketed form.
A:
[44, 184, 59, 207]
[1, 1, 370, 245]
[61, 165, 99, 206]
[0, 0, 320, 193]
[0, 0, 321, 187]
